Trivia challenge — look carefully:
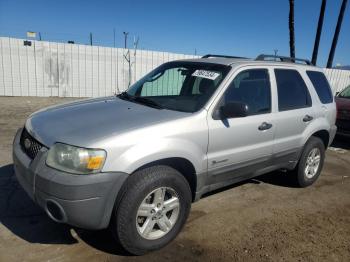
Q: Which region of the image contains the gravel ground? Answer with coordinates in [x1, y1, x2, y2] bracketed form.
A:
[0, 97, 349, 262]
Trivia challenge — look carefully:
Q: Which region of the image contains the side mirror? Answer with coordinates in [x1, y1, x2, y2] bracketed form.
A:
[220, 102, 249, 119]
[335, 91, 340, 96]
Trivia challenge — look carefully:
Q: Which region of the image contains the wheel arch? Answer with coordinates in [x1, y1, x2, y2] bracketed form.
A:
[134, 157, 197, 201]
[294, 128, 330, 168]
[311, 129, 330, 149]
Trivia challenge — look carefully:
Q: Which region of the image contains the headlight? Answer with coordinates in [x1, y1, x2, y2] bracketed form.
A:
[46, 143, 106, 174]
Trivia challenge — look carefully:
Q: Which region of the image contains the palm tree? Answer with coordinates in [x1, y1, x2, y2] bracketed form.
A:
[312, 0, 327, 65]
[327, 0, 348, 68]
[289, 0, 295, 60]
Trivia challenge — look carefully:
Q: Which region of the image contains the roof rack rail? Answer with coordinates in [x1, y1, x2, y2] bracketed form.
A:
[202, 54, 248, 59]
[256, 54, 313, 65]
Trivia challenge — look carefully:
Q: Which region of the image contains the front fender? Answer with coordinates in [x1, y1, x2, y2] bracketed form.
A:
[104, 138, 206, 174]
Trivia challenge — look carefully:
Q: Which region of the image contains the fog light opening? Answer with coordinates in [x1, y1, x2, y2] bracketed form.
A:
[46, 200, 66, 223]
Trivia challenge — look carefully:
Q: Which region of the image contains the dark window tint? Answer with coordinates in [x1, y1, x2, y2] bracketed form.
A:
[275, 69, 312, 111]
[306, 71, 333, 104]
[224, 69, 271, 115]
[339, 85, 350, 98]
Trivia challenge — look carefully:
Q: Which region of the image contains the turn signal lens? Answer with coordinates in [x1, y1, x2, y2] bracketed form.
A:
[87, 156, 105, 170]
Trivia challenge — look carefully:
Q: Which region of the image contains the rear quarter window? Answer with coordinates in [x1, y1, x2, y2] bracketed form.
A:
[306, 71, 333, 104]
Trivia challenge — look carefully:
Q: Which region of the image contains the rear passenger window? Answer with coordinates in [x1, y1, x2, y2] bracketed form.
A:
[224, 69, 271, 115]
[306, 71, 333, 104]
[275, 69, 312, 111]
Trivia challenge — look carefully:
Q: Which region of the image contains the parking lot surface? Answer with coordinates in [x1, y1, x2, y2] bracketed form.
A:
[0, 97, 349, 262]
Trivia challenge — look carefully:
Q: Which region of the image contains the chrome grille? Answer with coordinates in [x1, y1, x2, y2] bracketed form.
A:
[20, 128, 44, 160]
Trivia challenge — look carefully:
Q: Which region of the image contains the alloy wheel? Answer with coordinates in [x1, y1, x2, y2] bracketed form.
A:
[136, 187, 180, 240]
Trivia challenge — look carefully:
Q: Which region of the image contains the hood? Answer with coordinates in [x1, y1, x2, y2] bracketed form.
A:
[26, 97, 187, 147]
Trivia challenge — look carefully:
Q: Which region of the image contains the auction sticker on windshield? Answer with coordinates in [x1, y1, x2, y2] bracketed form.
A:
[192, 70, 220, 80]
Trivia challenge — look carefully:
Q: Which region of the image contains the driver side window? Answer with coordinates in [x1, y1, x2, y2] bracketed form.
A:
[223, 69, 271, 115]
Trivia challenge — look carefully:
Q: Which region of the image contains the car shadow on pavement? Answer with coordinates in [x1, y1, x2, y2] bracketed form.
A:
[254, 171, 299, 188]
[331, 136, 350, 150]
[0, 163, 130, 255]
[0, 164, 78, 244]
[202, 171, 299, 199]
[75, 229, 130, 256]
[0, 162, 301, 255]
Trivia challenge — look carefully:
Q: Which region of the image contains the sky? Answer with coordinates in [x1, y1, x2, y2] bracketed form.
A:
[0, 0, 349, 67]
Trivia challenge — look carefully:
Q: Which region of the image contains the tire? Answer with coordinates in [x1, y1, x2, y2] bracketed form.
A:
[293, 136, 325, 187]
[111, 165, 192, 255]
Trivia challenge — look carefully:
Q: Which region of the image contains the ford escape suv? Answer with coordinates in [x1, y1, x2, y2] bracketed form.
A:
[13, 54, 337, 255]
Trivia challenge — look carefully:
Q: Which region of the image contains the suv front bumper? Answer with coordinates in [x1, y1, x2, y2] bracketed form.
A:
[12, 128, 128, 230]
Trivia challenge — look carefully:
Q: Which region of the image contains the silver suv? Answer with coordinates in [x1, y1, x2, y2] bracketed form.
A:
[13, 54, 337, 254]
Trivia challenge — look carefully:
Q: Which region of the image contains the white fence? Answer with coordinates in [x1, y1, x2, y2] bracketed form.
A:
[0, 37, 349, 97]
[0, 37, 197, 97]
[324, 68, 350, 94]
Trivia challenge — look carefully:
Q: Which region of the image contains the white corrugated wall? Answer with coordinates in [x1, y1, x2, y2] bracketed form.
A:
[0, 37, 197, 97]
[324, 68, 350, 94]
[1, 37, 350, 97]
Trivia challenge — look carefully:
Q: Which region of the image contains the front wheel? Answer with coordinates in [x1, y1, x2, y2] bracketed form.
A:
[293, 136, 325, 187]
[111, 165, 192, 255]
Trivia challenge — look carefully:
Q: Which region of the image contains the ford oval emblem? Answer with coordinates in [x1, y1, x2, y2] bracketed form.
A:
[24, 138, 31, 149]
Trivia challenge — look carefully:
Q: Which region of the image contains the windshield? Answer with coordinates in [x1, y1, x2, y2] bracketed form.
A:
[339, 85, 350, 99]
[123, 62, 231, 112]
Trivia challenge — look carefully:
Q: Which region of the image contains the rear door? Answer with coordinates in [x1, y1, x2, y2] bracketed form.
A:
[272, 67, 315, 160]
[305, 70, 336, 127]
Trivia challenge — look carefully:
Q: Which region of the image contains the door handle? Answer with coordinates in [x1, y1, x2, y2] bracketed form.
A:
[258, 122, 273, 131]
[303, 115, 313, 122]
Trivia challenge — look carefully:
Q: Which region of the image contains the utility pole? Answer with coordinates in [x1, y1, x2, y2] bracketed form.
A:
[132, 36, 140, 84]
[89, 32, 93, 46]
[133, 36, 139, 55]
[123, 31, 130, 89]
[123, 31, 129, 48]
[327, 0, 348, 68]
[289, 0, 295, 60]
[312, 0, 327, 65]
[113, 28, 116, 48]
[274, 49, 278, 60]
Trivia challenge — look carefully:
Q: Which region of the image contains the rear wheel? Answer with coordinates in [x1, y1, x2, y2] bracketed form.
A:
[293, 136, 325, 187]
[111, 165, 192, 255]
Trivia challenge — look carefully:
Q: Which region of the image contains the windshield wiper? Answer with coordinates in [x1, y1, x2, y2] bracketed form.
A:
[117, 92, 163, 109]
[117, 91, 132, 100]
[133, 96, 164, 109]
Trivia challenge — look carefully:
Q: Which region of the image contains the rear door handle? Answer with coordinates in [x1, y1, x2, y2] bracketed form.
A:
[303, 115, 313, 122]
[258, 122, 273, 131]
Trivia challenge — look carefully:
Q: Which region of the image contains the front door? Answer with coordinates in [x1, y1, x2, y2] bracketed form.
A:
[206, 67, 275, 185]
